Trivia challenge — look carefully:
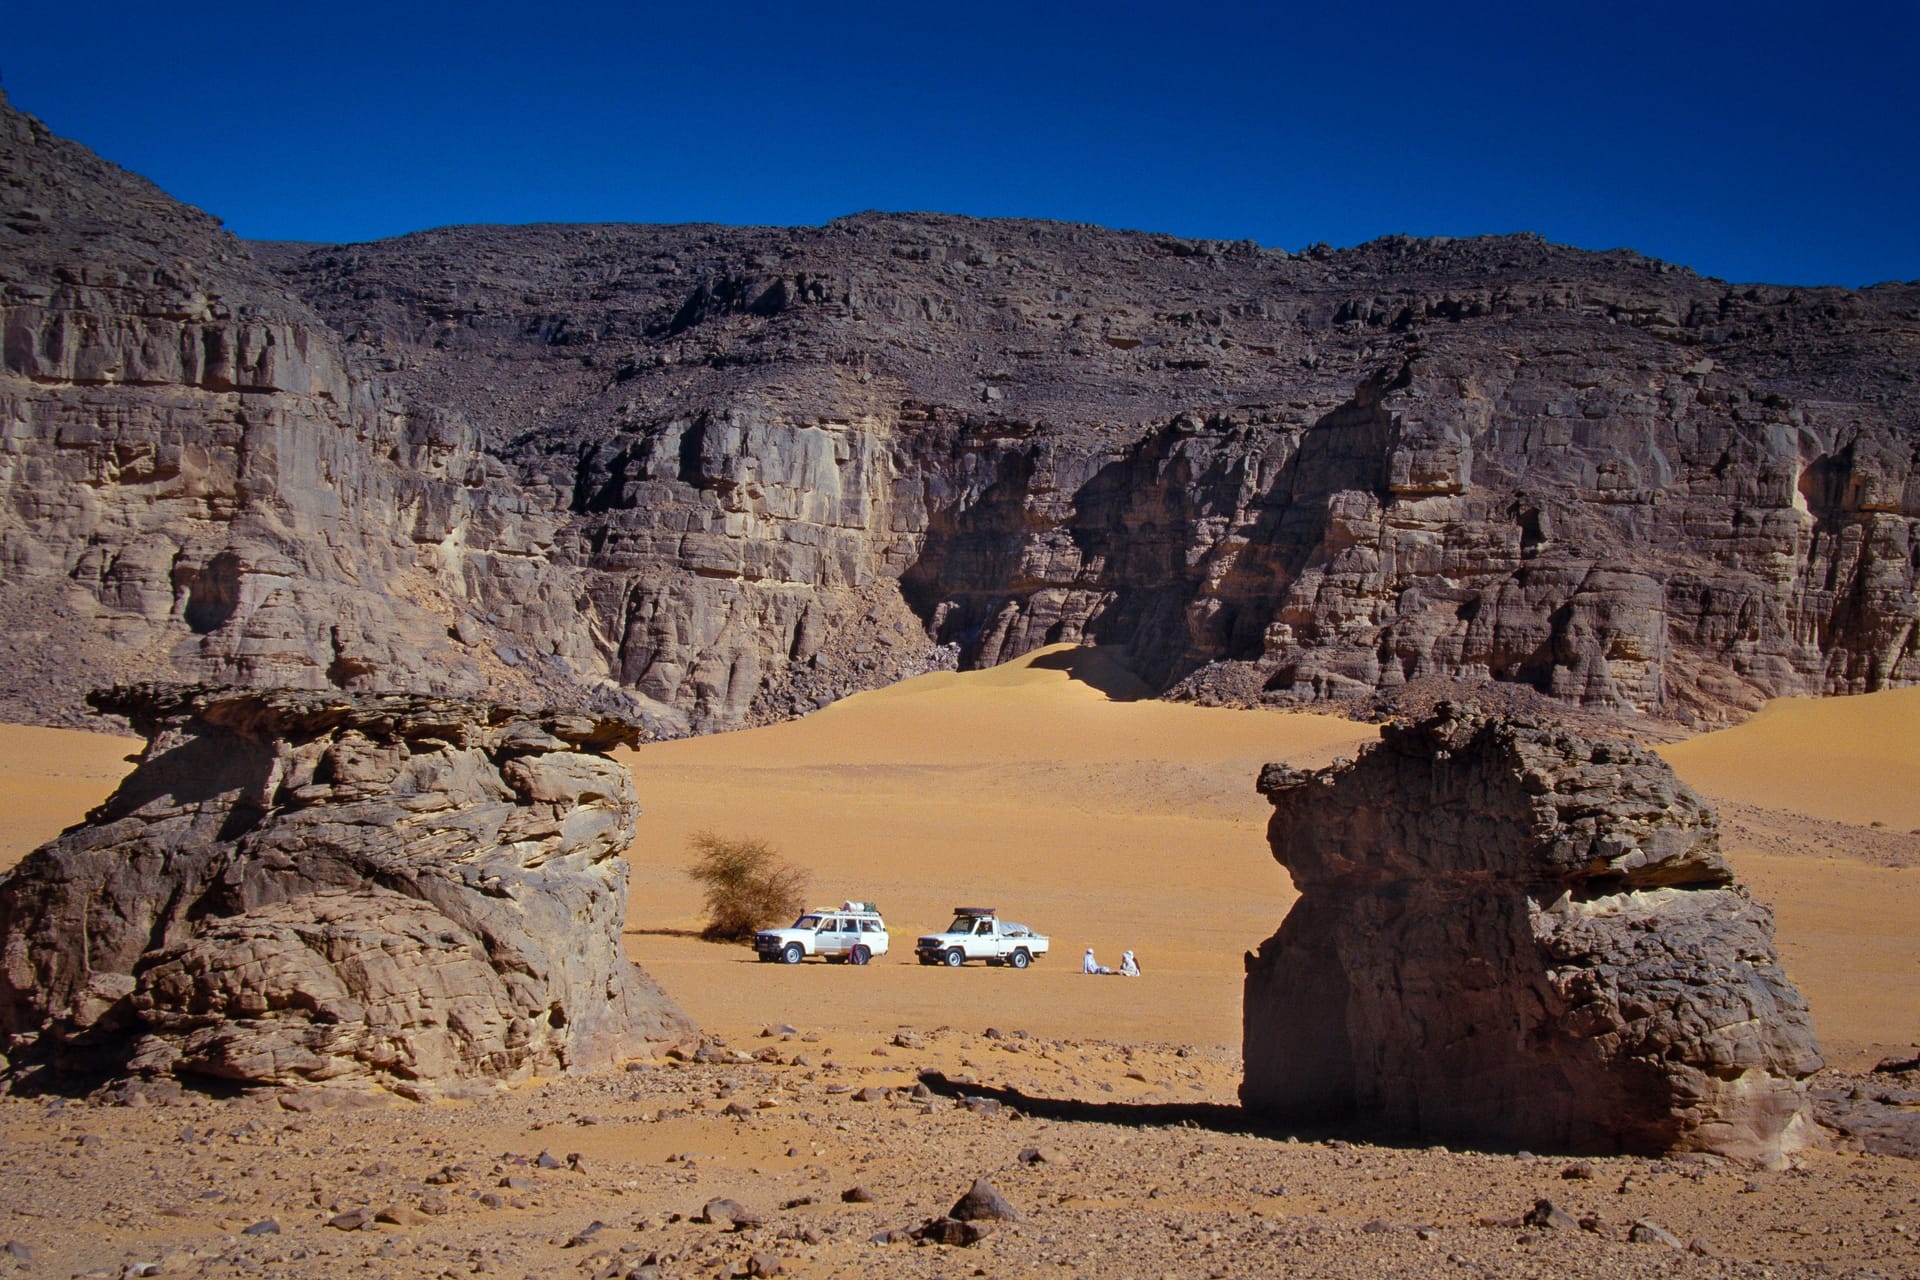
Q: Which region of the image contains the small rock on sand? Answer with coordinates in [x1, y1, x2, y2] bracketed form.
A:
[951, 1178, 1021, 1222]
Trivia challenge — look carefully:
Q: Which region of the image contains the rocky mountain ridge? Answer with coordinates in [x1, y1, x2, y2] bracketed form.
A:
[3, 93, 1915, 732]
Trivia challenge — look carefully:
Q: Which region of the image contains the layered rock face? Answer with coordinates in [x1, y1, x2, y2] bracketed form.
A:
[0, 97, 637, 728]
[1243, 707, 1821, 1162]
[4, 93, 1916, 732]
[0, 685, 690, 1091]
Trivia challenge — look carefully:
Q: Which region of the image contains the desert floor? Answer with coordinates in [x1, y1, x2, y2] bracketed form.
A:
[0, 651, 1916, 1279]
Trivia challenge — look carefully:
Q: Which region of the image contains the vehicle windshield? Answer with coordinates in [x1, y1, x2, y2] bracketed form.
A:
[948, 916, 982, 933]
[793, 915, 822, 930]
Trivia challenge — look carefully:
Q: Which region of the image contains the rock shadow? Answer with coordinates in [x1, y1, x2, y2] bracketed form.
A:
[915, 1069, 1331, 1142]
[1024, 647, 1152, 702]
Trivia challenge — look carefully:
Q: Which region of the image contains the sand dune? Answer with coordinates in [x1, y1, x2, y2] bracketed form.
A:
[1657, 686, 1920, 832]
[618, 646, 1379, 1048]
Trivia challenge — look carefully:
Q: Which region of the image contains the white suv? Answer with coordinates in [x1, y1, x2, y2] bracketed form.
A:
[754, 902, 890, 965]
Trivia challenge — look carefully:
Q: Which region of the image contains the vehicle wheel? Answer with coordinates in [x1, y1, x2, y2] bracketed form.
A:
[917, 954, 935, 966]
[944, 948, 965, 968]
[781, 943, 804, 965]
[1009, 948, 1031, 969]
[850, 945, 871, 966]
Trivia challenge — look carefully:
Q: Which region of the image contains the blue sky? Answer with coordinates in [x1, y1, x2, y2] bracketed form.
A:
[8, 0, 1916, 286]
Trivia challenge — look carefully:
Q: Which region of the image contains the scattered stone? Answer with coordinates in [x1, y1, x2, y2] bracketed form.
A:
[912, 1217, 993, 1246]
[327, 1208, 373, 1231]
[239, 1222, 279, 1237]
[699, 1198, 763, 1230]
[375, 1205, 422, 1226]
[1523, 1200, 1579, 1232]
[853, 1086, 892, 1103]
[564, 1221, 610, 1248]
[745, 1252, 782, 1277]
[868, 1228, 913, 1246]
[950, 1179, 1021, 1223]
[1629, 1219, 1683, 1248]
[1561, 1160, 1596, 1180]
[841, 1186, 875, 1203]
[1016, 1146, 1059, 1165]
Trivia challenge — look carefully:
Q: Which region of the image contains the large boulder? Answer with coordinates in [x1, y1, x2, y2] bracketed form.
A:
[1242, 705, 1821, 1163]
[0, 684, 691, 1091]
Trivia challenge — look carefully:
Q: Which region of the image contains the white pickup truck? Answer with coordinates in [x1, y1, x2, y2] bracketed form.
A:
[914, 907, 1050, 968]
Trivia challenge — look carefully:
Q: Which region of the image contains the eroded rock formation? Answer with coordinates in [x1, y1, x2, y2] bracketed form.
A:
[0, 685, 690, 1091]
[1243, 706, 1821, 1163]
[3, 92, 1916, 732]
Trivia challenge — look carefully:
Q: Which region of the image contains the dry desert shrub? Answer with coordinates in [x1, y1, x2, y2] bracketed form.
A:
[687, 831, 809, 941]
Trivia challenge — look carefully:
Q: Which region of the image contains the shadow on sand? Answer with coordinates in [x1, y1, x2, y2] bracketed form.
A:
[1025, 647, 1154, 702]
[914, 1069, 1347, 1143]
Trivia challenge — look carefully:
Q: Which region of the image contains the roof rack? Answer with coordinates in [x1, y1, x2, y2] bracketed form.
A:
[952, 906, 996, 916]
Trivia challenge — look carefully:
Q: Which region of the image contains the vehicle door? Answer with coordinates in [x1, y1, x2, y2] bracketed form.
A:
[973, 917, 998, 957]
[817, 916, 850, 958]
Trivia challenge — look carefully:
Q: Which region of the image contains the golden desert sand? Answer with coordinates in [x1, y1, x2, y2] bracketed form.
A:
[1, 654, 1917, 1279]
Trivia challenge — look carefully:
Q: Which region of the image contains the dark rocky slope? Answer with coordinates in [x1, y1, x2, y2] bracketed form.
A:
[4, 94, 1915, 731]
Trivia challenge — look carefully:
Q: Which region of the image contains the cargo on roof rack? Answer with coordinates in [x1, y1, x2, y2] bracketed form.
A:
[952, 906, 996, 916]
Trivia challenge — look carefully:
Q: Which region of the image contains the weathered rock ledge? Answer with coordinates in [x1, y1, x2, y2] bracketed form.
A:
[1243, 705, 1821, 1164]
[0, 684, 690, 1094]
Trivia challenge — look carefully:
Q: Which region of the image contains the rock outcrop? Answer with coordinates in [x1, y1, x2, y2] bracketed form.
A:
[1243, 706, 1821, 1163]
[0, 96, 648, 730]
[0, 685, 690, 1091]
[3, 93, 1916, 732]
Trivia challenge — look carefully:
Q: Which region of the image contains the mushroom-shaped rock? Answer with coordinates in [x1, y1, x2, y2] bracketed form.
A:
[0, 684, 692, 1091]
[1242, 708, 1821, 1163]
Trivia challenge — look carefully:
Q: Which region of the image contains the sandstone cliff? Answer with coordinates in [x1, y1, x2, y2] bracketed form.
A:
[3, 95, 1915, 731]
[1244, 707, 1821, 1163]
[0, 685, 690, 1091]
